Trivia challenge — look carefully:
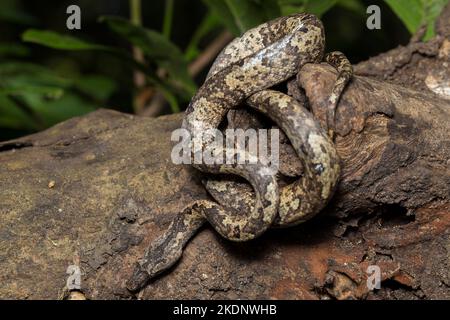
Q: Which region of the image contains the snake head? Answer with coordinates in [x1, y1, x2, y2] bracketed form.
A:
[126, 251, 180, 293]
[126, 263, 151, 293]
[126, 227, 186, 292]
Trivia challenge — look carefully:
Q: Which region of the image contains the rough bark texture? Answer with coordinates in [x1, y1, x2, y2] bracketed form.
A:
[1, 5, 449, 300]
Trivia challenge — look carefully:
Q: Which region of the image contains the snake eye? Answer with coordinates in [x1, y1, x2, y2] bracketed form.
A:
[314, 163, 324, 174]
[298, 26, 309, 33]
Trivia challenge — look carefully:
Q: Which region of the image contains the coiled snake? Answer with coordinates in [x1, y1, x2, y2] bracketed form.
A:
[127, 13, 353, 291]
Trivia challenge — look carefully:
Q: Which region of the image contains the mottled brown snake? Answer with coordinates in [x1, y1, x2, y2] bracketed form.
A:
[127, 13, 352, 291]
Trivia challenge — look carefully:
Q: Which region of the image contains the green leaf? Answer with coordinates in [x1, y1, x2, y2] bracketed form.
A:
[0, 86, 64, 99]
[384, 0, 448, 40]
[99, 16, 196, 96]
[22, 29, 106, 51]
[0, 61, 119, 129]
[23, 28, 184, 109]
[0, 62, 71, 105]
[0, 43, 30, 57]
[22, 28, 169, 93]
[384, 0, 423, 34]
[422, 0, 449, 40]
[162, 0, 175, 39]
[0, 95, 37, 130]
[0, 61, 72, 88]
[22, 29, 147, 69]
[73, 75, 117, 102]
[203, 0, 281, 34]
[20, 92, 97, 127]
[0, 62, 72, 106]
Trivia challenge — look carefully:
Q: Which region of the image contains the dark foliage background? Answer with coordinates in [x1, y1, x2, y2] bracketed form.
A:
[0, 0, 447, 141]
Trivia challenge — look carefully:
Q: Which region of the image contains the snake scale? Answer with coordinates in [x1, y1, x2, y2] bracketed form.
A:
[127, 13, 353, 291]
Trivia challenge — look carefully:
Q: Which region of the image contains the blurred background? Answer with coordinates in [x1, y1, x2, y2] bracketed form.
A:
[0, 0, 447, 141]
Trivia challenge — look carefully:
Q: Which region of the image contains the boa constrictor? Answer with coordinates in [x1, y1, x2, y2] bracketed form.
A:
[127, 13, 352, 291]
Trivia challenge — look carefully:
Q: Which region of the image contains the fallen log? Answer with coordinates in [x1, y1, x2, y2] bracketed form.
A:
[1, 5, 449, 300]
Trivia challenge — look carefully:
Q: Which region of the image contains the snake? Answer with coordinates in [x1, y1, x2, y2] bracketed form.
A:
[127, 13, 353, 292]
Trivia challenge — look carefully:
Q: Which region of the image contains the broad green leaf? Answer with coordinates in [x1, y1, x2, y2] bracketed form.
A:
[22, 29, 149, 72]
[0, 86, 64, 99]
[22, 29, 148, 71]
[99, 16, 196, 97]
[22, 29, 169, 95]
[22, 29, 106, 51]
[0, 61, 65, 76]
[0, 62, 70, 107]
[384, 0, 448, 40]
[19, 92, 97, 127]
[422, 0, 449, 40]
[0, 61, 118, 129]
[0, 61, 72, 88]
[0, 61, 71, 107]
[384, 0, 423, 34]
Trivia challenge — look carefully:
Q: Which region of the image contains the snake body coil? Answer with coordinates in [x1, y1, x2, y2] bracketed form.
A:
[127, 13, 352, 292]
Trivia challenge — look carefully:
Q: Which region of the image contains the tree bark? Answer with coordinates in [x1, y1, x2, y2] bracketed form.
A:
[1, 5, 449, 300]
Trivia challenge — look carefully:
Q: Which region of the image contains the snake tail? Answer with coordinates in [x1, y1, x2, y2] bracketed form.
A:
[324, 51, 353, 133]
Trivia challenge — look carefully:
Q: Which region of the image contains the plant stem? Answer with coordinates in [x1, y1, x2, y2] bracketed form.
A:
[162, 0, 174, 39]
[130, 0, 142, 26]
[188, 31, 233, 76]
[140, 31, 233, 117]
[129, 0, 145, 113]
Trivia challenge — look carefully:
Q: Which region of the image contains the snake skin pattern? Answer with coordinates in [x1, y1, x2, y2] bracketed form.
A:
[127, 13, 353, 292]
